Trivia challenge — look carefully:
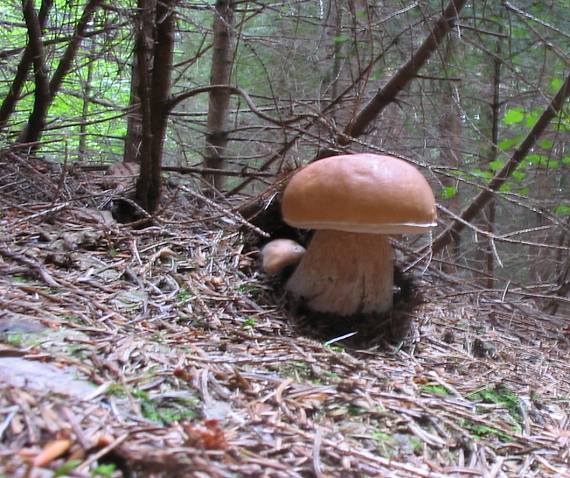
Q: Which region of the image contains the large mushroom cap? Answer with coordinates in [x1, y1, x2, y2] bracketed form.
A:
[282, 154, 437, 234]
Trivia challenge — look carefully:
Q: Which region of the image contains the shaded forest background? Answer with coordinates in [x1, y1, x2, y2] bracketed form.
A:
[0, 0, 568, 315]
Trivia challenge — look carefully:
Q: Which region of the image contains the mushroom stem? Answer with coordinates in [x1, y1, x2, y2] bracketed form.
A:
[285, 230, 394, 316]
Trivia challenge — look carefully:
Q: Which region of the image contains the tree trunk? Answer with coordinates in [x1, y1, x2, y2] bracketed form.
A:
[135, 0, 176, 213]
[17, 0, 102, 148]
[78, 39, 96, 161]
[203, 0, 236, 190]
[437, 39, 462, 272]
[480, 40, 502, 288]
[0, 0, 52, 132]
[123, 57, 143, 164]
[17, 0, 50, 148]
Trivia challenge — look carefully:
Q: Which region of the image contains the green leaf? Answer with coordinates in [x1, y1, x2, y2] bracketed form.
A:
[538, 139, 553, 150]
[489, 159, 505, 171]
[561, 156, 570, 165]
[516, 187, 530, 196]
[498, 136, 521, 151]
[499, 183, 512, 192]
[525, 154, 547, 167]
[333, 33, 349, 45]
[554, 205, 570, 216]
[503, 108, 525, 125]
[512, 170, 526, 181]
[526, 110, 541, 128]
[526, 156, 559, 169]
[441, 186, 458, 200]
[550, 78, 563, 93]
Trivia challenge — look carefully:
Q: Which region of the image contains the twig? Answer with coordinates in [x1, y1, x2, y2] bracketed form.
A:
[180, 185, 269, 237]
[0, 246, 60, 287]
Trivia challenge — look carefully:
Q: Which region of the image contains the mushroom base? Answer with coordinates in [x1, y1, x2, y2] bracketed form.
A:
[290, 267, 420, 346]
[285, 230, 394, 316]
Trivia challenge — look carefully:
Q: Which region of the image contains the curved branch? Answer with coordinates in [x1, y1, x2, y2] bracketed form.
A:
[166, 84, 317, 126]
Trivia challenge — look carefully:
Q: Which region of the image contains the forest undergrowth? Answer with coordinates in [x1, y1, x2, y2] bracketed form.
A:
[1, 155, 569, 477]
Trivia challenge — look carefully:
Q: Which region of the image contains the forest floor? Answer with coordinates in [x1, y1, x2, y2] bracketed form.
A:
[1, 155, 570, 478]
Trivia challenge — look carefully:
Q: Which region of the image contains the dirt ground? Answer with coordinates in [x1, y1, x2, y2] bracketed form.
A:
[1, 157, 569, 477]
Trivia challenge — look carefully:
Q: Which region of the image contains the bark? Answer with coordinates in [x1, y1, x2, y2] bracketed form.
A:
[203, 0, 236, 190]
[123, 57, 143, 163]
[133, 0, 155, 213]
[17, 0, 103, 147]
[0, 0, 53, 132]
[481, 41, 502, 288]
[338, 0, 468, 146]
[17, 0, 51, 146]
[430, 73, 570, 255]
[135, 0, 176, 213]
[437, 39, 462, 271]
[78, 39, 96, 160]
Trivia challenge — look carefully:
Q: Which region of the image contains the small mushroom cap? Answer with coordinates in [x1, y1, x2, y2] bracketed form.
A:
[282, 154, 437, 234]
[261, 239, 306, 276]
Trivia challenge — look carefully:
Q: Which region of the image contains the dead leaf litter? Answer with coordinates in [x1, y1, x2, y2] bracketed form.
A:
[0, 160, 569, 477]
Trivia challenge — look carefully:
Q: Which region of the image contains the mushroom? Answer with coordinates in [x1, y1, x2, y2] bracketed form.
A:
[281, 153, 436, 316]
[261, 239, 306, 276]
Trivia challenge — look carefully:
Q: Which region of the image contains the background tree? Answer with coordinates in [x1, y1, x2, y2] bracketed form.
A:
[203, 0, 236, 190]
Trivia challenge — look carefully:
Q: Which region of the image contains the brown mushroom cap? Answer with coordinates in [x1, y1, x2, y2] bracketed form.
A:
[261, 239, 306, 276]
[282, 154, 437, 234]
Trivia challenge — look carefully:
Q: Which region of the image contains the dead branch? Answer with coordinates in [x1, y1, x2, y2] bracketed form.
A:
[430, 73, 570, 255]
[339, 0, 468, 143]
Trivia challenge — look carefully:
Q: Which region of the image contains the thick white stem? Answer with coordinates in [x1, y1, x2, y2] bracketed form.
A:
[285, 230, 394, 316]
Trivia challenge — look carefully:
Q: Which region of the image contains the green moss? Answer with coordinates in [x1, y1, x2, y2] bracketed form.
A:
[467, 384, 523, 425]
[419, 384, 450, 396]
[132, 389, 199, 424]
[54, 460, 82, 477]
[462, 420, 513, 442]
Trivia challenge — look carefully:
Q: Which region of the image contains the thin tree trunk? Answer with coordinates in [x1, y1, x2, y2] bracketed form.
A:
[438, 39, 462, 272]
[78, 39, 96, 160]
[17, 0, 103, 147]
[482, 42, 502, 288]
[430, 73, 570, 255]
[17, 0, 50, 147]
[0, 0, 52, 132]
[135, 0, 176, 213]
[327, 0, 343, 124]
[203, 0, 235, 190]
[123, 57, 143, 163]
[134, 0, 155, 212]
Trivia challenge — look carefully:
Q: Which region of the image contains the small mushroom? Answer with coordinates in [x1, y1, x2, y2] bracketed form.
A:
[261, 239, 306, 276]
[281, 153, 436, 316]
